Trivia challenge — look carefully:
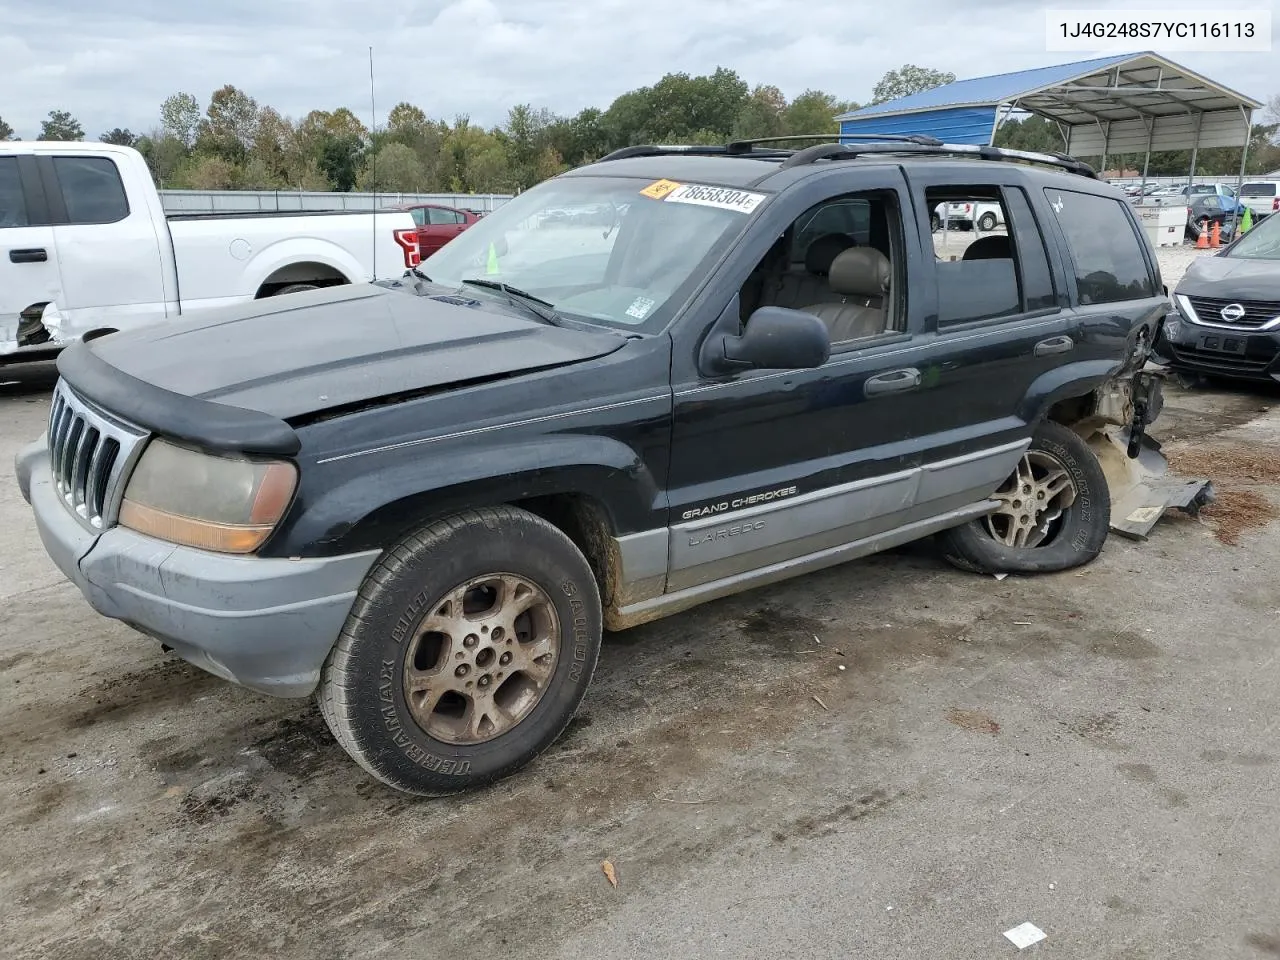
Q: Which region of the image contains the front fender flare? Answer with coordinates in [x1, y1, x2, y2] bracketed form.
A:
[277, 434, 663, 558]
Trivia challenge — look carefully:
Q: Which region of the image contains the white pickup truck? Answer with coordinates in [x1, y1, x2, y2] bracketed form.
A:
[1, 142, 420, 361]
[931, 200, 1005, 232]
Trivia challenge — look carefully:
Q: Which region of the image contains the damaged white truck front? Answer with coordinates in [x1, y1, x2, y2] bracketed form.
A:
[1, 141, 419, 362]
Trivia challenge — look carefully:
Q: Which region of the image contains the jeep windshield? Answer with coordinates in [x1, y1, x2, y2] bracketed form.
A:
[418, 175, 764, 333]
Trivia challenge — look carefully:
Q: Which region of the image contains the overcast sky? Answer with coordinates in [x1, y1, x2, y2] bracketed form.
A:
[2, 0, 1276, 140]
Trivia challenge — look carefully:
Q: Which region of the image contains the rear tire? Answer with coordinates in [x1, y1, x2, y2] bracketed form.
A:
[937, 421, 1110, 574]
[318, 506, 602, 796]
[977, 211, 999, 231]
[272, 283, 320, 296]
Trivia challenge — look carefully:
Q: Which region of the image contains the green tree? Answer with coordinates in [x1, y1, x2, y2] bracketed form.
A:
[388, 102, 428, 131]
[0, 116, 16, 140]
[199, 84, 259, 161]
[100, 128, 138, 146]
[784, 90, 855, 136]
[171, 155, 238, 189]
[356, 142, 427, 192]
[160, 93, 201, 148]
[870, 65, 956, 105]
[732, 85, 787, 141]
[135, 132, 188, 185]
[39, 110, 84, 141]
[993, 115, 1062, 152]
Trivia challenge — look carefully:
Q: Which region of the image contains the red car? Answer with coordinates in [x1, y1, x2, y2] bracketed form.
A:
[395, 204, 480, 256]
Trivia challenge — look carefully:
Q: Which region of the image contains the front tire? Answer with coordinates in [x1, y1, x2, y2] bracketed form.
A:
[937, 421, 1110, 574]
[318, 507, 602, 796]
[977, 211, 999, 231]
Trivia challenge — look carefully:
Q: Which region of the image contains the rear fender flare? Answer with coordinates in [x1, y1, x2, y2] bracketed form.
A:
[244, 238, 367, 295]
[1018, 359, 1121, 424]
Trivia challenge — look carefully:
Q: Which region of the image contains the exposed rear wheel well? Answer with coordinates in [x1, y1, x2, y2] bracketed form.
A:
[509, 494, 618, 607]
[255, 262, 350, 299]
[1045, 394, 1093, 427]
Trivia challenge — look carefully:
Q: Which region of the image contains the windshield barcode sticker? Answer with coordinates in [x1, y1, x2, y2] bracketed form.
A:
[663, 184, 766, 214]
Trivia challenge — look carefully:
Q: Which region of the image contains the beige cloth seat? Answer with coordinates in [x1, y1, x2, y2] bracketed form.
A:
[772, 233, 856, 310]
[802, 247, 891, 342]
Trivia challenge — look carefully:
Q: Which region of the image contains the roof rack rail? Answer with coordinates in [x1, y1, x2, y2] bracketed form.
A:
[726, 133, 943, 153]
[596, 143, 796, 162]
[775, 140, 1098, 178]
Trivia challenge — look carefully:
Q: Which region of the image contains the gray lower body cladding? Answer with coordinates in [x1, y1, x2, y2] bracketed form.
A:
[18, 440, 378, 698]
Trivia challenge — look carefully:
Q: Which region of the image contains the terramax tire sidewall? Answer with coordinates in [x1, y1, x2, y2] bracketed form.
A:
[942, 423, 1110, 573]
[343, 526, 600, 789]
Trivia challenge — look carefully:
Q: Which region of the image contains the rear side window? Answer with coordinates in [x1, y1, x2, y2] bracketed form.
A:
[408, 208, 427, 226]
[428, 207, 462, 225]
[0, 158, 28, 228]
[52, 156, 129, 225]
[1042, 189, 1155, 305]
[926, 186, 1047, 326]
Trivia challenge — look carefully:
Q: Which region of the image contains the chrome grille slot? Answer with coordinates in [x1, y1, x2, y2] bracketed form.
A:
[46, 381, 148, 531]
[1184, 296, 1280, 330]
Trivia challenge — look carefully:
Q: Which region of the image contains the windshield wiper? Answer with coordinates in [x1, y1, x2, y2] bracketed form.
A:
[460, 278, 561, 326]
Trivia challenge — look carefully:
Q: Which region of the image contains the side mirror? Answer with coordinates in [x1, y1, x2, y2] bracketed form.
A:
[700, 303, 831, 376]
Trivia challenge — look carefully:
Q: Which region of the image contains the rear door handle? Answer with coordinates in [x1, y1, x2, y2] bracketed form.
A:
[1035, 335, 1074, 356]
[9, 248, 48, 263]
[864, 368, 921, 397]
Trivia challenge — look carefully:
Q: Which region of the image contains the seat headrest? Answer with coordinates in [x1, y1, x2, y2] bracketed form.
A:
[804, 233, 856, 276]
[828, 247, 891, 299]
[963, 235, 1012, 260]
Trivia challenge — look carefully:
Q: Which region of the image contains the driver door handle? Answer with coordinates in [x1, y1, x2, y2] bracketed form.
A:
[9, 248, 48, 263]
[1035, 335, 1074, 356]
[864, 368, 921, 397]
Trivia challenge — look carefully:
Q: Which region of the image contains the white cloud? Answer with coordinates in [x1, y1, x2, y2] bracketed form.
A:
[1, 0, 1275, 140]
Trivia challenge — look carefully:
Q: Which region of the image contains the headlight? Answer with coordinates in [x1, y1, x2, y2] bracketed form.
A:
[119, 439, 297, 554]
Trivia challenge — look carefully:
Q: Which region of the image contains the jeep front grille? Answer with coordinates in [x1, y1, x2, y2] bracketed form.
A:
[47, 381, 148, 530]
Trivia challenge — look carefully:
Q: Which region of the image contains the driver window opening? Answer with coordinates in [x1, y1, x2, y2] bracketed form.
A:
[738, 190, 903, 346]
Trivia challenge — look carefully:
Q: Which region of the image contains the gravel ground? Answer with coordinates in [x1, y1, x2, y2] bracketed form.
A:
[3, 339, 1279, 959]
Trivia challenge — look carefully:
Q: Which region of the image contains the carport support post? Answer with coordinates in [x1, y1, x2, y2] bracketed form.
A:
[1187, 112, 1203, 187]
[1138, 118, 1155, 196]
[1230, 106, 1252, 237]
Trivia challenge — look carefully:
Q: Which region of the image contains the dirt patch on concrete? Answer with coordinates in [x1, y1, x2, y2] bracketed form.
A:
[945, 707, 1000, 735]
[1168, 443, 1280, 485]
[1200, 489, 1278, 546]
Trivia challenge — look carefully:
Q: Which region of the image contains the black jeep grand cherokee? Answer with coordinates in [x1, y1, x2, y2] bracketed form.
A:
[17, 137, 1167, 795]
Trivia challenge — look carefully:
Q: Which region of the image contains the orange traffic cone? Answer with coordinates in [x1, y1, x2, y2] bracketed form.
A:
[1210, 220, 1221, 248]
[1195, 220, 1210, 249]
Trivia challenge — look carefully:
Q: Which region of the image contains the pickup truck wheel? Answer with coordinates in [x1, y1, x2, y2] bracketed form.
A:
[317, 506, 601, 796]
[977, 211, 999, 231]
[936, 422, 1110, 574]
[930, 212, 942, 232]
[273, 283, 319, 296]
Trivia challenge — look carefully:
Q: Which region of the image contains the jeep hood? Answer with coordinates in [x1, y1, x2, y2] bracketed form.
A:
[56, 284, 624, 456]
[1175, 254, 1280, 302]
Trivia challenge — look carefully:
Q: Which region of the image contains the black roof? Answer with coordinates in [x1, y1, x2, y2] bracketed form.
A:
[561, 137, 1101, 193]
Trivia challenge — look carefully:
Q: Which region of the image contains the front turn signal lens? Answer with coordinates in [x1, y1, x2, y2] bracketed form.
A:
[119, 438, 298, 554]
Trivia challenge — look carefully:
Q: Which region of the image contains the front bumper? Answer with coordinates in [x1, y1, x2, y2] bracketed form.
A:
[1157, 313, 1280, 382]
[17, 440, 379, 698]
